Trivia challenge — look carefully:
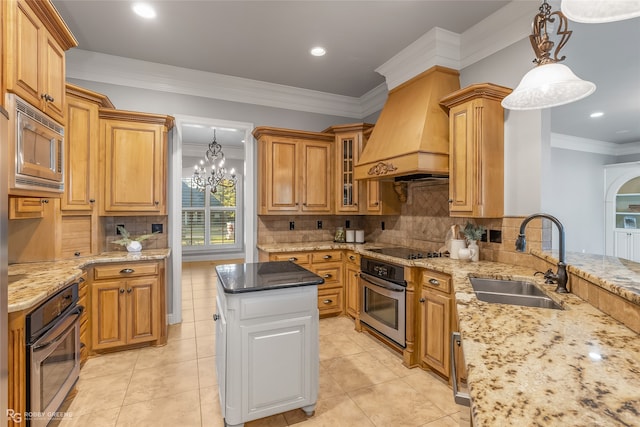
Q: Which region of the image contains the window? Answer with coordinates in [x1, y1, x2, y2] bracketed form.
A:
[182, 175, 241, 251]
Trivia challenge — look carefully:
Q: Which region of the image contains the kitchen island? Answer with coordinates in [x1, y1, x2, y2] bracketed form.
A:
[258, 242, 640, 426]
[214, 262, 324, 427]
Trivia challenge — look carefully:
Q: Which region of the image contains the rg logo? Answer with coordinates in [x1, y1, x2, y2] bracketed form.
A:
[7, 409, 22, 423]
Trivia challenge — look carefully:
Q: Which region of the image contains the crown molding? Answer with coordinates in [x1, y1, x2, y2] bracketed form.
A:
[375, 27, 461, 91]
[66, 49, 365, 119]
[551, 133, 640, 155]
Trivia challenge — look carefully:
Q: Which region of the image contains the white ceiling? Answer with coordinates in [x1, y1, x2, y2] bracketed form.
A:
[53, 0, 640, 147]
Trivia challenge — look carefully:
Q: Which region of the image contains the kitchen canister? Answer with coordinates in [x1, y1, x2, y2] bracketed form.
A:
[449, 239, 466, 260]
[346, 229, 355, 243]
[355, 230, 365, 243]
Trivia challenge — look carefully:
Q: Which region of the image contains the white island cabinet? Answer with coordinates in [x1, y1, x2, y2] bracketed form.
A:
[214, 262, 323, 427]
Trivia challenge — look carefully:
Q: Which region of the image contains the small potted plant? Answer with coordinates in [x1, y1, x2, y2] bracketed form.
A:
[462, 221, 485, 262]
[112, 226, 156, 252]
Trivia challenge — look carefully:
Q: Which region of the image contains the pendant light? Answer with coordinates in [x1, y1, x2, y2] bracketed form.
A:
[501, 0, 596, 110]
[561, 0, 640, 23]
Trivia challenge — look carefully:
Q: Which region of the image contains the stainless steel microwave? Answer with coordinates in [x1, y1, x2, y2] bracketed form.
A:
[9, 95, 64, 193]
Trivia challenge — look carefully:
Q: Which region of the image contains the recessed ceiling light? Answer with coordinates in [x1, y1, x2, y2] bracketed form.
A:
[310, 47, 326, 57]
[132, 3, 156, 19]
[590, 111, 604, 118]
[615, 129, 629, 134]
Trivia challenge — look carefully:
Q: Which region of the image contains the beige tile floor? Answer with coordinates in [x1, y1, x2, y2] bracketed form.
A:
[55, 262, 462, 427]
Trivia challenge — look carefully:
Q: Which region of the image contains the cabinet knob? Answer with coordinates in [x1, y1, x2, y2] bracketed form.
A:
[41, 93, 54, 102]
[323, 274, 332, 279]
[89, 199, 95, 203]
[213, 314, 220, 321]
[120, 268, 135, 274]
[428, 278, 440, 286]
[448, 199, 453, 203]
[288, 257, 298, 262]
[349, 255, 355, 260]
[74, 252, 81, 257]
[419, 297, 426, 303]
[303, 203, 307, 206]
[323, 299, 333, 304]
[127, 288, 132, 293]
[119, 289, 125, 294]
[373, 202, 379, 206]
[154, 201, 160, 205]
[323, 255, 332, 260]
[41, 199, 49, 204]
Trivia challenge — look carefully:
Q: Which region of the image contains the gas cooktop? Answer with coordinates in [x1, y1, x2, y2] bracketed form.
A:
[368, 247, 445, 260]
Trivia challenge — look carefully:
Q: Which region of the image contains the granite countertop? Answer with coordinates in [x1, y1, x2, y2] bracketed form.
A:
[8, 249, 171, 313]
[215, 261, 324, 293]
[258, 242, 640, 426]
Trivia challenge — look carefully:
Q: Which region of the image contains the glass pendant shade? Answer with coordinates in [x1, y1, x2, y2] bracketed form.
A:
[561, 0, 640, 23]
[501, 63, 596, 110]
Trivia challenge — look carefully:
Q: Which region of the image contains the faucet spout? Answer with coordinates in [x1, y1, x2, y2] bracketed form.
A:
[515, 213, 568, 293]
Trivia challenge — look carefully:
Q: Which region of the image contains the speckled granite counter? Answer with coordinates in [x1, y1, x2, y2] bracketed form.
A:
[259, 242, 640, 426]
[8, 249, 171, 313]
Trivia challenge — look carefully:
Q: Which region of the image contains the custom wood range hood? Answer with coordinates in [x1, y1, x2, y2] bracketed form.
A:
[354, 65, 460, 181]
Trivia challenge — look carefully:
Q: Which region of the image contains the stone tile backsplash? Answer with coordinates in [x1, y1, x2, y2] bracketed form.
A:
[103, 216, 168, 252]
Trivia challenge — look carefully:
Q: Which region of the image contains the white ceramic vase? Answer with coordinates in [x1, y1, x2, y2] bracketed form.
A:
[126, 241, 142, 252]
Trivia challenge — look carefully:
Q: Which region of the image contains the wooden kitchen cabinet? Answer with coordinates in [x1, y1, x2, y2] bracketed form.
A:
[344, 251, 360, 319]
[419, 269, 452, 378]
[77, 273, 89, 364]
[268, 249, 344, 317]
[99, 109, 173, 216]
[90, 261, 165, 351]
[440, 83, 511, 218]
[254, 127, 334, 215]
[8, 196, 47, 219]
[4, 0, 77, 122]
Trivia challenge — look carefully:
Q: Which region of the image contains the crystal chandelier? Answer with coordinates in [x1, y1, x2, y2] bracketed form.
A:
[501, 0, 596, 110]
[192, 129, 237, 194]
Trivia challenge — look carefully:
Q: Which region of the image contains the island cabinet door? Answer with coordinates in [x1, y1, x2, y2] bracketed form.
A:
[241, 316, 317, 420]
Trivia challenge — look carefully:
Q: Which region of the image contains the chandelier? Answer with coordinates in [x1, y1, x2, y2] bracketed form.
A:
[501, 0, 596, 110]
[192, 129, 237, 194]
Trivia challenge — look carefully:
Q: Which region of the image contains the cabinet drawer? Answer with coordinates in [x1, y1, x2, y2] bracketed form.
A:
[93, 262, 159, 280]
[270, 252, 311, 265]
[318, 288, 343, 316]
[422, 270, 451, 294]
[314, 265, 342, 287]
[312, 250, 343, 263]
[344, 251, 359, 266]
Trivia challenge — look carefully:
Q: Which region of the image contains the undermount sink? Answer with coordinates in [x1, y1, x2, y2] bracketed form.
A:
[469, 277, 563, 310]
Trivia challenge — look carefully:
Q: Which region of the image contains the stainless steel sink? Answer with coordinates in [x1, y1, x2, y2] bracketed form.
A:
[469, 277, 563, 310]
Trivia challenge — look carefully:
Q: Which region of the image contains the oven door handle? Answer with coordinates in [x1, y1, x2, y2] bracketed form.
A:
[32, 306, 83, 351]
[359, 273, 405, 292]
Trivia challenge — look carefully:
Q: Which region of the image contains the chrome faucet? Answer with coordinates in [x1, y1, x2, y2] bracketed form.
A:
[515, 213, 568, 293]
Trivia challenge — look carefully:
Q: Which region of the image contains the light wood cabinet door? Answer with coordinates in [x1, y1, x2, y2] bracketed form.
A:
[419, 288, 451, 377]
[6, 0, 75, 122]
[126, 277, 160, 344]
[100, 114, 169, 215]
[64, 91, 99, 211]
[344, 262, 360, 318]
[301, 140, 332, 213]
[91, 280, 128, 350]
[9, 197, 46, 219]
[335, 131, 362, 213]
[441, 83, 511, 218]
[265, 138, 298, 211]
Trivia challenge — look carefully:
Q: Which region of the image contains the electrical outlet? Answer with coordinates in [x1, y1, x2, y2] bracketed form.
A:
[381, 221, 385, 230]
[481, 230, 488, 242]
[489, 229, 502, 243]
[289, 221, 295, 230]
[345, 220, 350, 228]
[152, 223, 163, 234]
[317, 220, 322, 229]
[116, 224, 125, 235]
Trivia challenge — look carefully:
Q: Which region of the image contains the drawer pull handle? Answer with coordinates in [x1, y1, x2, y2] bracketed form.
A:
[120, 268, 135, 274]
[323, 299, 333, 304]
[323, 274, 332, 279]
[288, 257, 298, 262]
[428, 278, 440, 286]
[349, 255, 355, 261]
[323, 255, 332, 260]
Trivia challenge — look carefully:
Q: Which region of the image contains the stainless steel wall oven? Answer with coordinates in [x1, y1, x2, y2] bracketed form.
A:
[359, 257, 406, 347]
[26, 281, 83, 427]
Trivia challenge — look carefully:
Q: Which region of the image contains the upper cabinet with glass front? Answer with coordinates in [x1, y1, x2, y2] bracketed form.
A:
[4, 0, 77, 122]
[615, 177, 640, 230]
